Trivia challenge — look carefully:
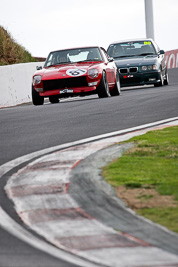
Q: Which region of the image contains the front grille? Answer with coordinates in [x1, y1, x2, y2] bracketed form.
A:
[43, 76, 88, 91]
[119, 67, 138, 74]
[129, 67, 138, 73]
[119, 68, 128, 74]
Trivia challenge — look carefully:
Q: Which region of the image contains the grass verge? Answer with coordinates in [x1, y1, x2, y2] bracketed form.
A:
[103, 126, 178, 233]
[0, 26, 36, 65]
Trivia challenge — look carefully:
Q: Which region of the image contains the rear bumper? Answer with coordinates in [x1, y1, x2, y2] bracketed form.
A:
[119, 71, 161, 87]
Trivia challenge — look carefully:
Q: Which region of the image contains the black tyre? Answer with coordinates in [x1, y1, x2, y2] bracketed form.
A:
[164, 71, 169, 85]
[32, 85, 44, 105]
[49, 96, 59, 104]
[110, 72, 121, 96]
[97, 72, 110, 98]
[154, 71, 164, 87]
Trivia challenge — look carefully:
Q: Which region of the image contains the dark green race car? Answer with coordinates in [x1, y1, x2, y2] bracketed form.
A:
[107, 39, 169, 87]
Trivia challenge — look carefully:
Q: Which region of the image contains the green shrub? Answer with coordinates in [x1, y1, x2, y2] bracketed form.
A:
[0, 26, 36, 65]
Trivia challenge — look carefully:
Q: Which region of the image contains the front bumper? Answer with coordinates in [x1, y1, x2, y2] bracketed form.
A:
[119, 71, 161, 87]
[39, 86, 97, 97]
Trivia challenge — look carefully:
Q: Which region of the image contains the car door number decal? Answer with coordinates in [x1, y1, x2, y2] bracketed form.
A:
[66, 69, 87, 77]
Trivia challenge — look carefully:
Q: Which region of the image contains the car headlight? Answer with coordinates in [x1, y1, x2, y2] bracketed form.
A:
[152, 64, 158, 70]
[33, 75, 42, 85]
[88, 69, 98, 79]
[141, 65, 157, 71]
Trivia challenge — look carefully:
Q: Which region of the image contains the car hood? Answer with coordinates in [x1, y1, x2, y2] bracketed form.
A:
[115, 55, 158, 68]
[35, 62, 100, 80]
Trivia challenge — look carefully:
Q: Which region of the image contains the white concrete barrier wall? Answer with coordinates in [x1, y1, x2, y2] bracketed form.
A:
[0, 62, 44, 108]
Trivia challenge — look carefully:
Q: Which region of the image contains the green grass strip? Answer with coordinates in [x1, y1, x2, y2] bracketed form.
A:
[137, 207, 178, 233]
[103, 126, 178, 232]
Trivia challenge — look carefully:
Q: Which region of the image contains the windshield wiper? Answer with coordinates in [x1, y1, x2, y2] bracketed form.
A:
[46, 59, 101, 67]
[114, 55, 137, 59]
[138, 53, 155, 56]
[76, 59, 101, 63]
[114, 53, 155, 59]
[55, 62, 70, 65]
[46, 62, 70, 67]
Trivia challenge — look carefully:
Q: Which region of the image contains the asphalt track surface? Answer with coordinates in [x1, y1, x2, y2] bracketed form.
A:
[0, 68, 178, 267]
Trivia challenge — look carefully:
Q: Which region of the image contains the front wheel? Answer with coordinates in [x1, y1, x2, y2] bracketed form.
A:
[49, 96, 59, 104]
[32, 85, 44, 105]
[154, 71, 164, 87]
[164, 71, 169, 85]
[97, 72, 110, 98]
[110, 72, 121, 96]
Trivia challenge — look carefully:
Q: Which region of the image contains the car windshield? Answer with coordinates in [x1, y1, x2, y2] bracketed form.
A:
[107, 41, 156, 59]
[44, 47, 103, 67]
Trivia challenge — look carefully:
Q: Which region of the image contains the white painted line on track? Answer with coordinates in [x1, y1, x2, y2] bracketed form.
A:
[13, 193, 79, 213]
[79, 247, 178, 267]
[1, 117, 178, 267]
[32, 219, 116, 239]
[0, 207, 101, 267]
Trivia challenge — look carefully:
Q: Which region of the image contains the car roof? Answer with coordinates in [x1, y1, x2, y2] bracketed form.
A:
[49, 46, 101, 53]
[108, 38, 154, 45]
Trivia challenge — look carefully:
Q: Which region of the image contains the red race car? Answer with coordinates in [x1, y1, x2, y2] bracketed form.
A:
[32, 46, 120, 105]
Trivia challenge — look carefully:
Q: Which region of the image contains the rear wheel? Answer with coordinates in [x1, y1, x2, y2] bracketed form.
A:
[110, 72, 121, 96]
[49, 96, 59, 104]
[97, 72, 110, 98]
[32, 85, 44, 105]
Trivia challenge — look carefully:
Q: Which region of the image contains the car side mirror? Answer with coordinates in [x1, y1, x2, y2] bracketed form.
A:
[108, 57, 114, 62]
[159, 50, 165, 55]
[36, 66, 42, 70]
